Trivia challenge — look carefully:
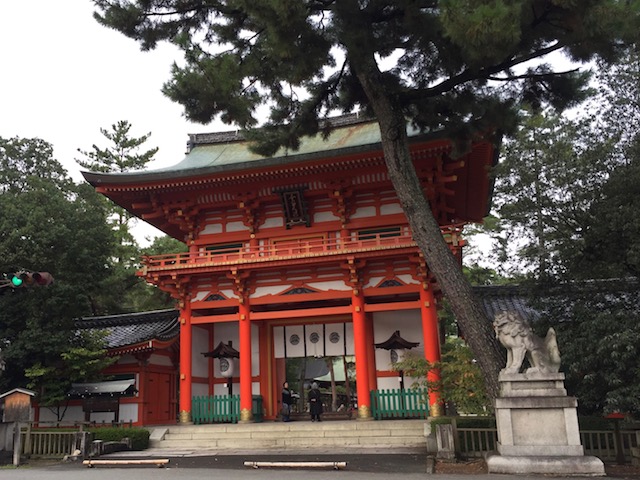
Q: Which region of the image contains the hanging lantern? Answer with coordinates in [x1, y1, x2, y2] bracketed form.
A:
[219, 357, 235, 378]
[203, 341, 240, 379]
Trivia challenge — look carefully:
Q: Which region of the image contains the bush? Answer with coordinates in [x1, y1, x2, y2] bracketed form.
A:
[89, 427, 150, 450]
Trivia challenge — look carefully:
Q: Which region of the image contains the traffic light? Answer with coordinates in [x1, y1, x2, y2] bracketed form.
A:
[6, 271, 54, 288]
[31, 272, 54, 286]
[8, 272, 27, 287]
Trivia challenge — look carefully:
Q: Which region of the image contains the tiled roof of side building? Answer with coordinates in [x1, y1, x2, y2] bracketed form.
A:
[75, 309, 179, 349]
[473, 285, 541, 323]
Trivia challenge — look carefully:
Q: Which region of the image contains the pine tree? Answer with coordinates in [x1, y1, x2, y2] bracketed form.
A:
[92, 1, 640, 397]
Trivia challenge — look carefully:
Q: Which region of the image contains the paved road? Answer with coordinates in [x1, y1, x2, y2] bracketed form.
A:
[0, 452, 629, 480]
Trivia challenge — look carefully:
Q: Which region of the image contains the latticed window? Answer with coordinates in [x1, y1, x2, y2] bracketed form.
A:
[357, 226, 402, 240]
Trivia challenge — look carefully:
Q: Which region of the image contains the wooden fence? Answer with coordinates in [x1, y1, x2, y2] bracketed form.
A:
[370, 388, 430, 420]
[192, 395, 240, 424]
[21, 430, 83, 457]
[580, 430, 639, 462]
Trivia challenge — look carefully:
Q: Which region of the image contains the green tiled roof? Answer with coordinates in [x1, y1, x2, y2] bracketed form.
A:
[82, 114, 429, 186]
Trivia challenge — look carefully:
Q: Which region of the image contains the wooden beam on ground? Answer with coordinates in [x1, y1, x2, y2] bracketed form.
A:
[244, 461, 347, 470]
[83, 459, 170, 468]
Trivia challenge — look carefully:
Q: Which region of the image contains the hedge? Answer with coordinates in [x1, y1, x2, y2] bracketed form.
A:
[89, 427, 150, 450]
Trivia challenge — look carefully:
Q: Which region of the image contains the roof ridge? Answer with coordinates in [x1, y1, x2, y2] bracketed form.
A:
[187, 113, 374, 147]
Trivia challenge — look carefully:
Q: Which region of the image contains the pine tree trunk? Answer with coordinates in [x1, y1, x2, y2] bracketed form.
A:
[353, 62, 504, 399]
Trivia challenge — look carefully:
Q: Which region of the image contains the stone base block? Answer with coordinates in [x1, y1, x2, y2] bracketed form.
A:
[486, 454, 605, 476]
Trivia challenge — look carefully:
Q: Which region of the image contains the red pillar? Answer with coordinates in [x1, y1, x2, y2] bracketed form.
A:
[352, 289, 372, 419]
[178, 300, 193, 423]
[365, 313, 378, 391]
[420, 285, 443, 416]
[239, 300, 253, 422]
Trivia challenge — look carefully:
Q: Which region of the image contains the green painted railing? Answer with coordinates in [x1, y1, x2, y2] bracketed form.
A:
[192, 395, 240, 424]
[370, 388, 429, 420]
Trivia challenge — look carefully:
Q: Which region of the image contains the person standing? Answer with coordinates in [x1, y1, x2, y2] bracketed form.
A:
[309, 382, 323, 422]
[281, 381, 292, 422]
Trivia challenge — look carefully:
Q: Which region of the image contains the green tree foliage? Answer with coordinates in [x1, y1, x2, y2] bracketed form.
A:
[533, 282, 640, 416]
[575, 50, 640, 278]
[579, 157, 640, 278]
[25, 331, 115, 421]
[485, 49, 640, 416]
[92, 0, 640, 398]
[394, 338, 491, 415]
[0, 136, 117, 409]
[76, 120, 158, 264]
[76, 120, 158, 173]
[76, 121, 173, 313]
[490, 110, 616, 279]
[128, 235, 187, 311]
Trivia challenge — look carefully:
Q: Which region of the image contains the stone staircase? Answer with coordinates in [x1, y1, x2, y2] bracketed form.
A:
[149, 419, 428, 453]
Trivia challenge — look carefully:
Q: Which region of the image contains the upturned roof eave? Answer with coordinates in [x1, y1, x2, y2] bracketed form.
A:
[81, 129, 453, 188]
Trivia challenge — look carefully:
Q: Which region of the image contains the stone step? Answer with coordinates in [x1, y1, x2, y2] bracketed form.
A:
[150, 419, 427, 451]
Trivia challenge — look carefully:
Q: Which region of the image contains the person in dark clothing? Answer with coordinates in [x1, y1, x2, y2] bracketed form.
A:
[309, 382, 323, 422]
[281, 381, 292, 422]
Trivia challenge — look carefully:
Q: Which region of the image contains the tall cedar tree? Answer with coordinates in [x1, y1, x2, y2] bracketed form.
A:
[92, 0, 640, 398]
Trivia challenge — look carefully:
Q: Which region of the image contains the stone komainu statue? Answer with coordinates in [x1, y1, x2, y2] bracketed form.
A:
[493, 311, 561, 374]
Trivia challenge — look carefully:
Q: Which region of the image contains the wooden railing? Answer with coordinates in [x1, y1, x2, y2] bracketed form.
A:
[370, 388, 430, 420]
[454, 427, 639, 463]
[580, 430, 639, 462]
[192, 395, 240, 424]
[141, 230, 420, 272]
[22, 430, 80, 457]
[457, 427, 498, 457]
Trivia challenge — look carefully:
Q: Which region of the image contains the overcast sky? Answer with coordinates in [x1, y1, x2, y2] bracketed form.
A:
[0, 1, 227, 244]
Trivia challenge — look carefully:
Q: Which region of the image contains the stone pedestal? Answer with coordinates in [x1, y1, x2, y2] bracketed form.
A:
[486, 372, 605, 476]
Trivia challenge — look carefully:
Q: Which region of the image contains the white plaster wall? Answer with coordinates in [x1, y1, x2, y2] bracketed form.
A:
[116, 355, 137, 365]
[351, 206, 376, 218]
[39, 405, 84, 425]
[226, 221, 249, 232]
[200, 223, 223, 235]
[398, 274, 418, 285]
[373, 309, 422, 372]
[213, 381, 236, 396]
[192, 383, 209, 397]
[212, 323, 259, 377]
[192, 326, 209, 377]
[273, 326, 285, 358]
[380, 202, 403, 215]
[307, 280, 350, 291]
[119, 404, 138, 423]
[377, 376, 404, 391]
[192, 291, 209, 301]
[345, 322, 355, 355]
[254, 284, 290, 297]
[262, 217, 284, 228]
[211, 381, 259, 396]
[313, 211, 339, 222]
[149, 353, 173, 367]
[56, 403, 139, 425]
